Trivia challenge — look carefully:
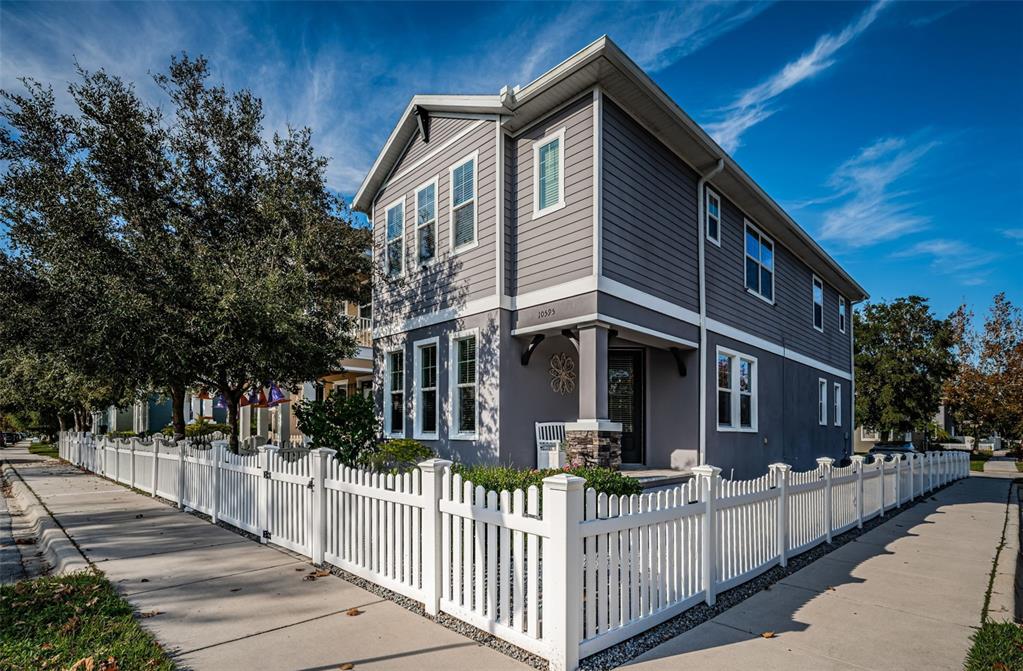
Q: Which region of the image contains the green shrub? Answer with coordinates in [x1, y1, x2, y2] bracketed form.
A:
[295, 392, 380, 466]
[160, 421, 232, 438]
[451, 464, 642, 499]
[364, 438, 435, 472]
[106, 430, 139, 439]
[964, 621, 1023, 671]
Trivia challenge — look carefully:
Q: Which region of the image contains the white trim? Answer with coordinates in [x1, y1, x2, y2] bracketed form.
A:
[496, 122, 505, 298]
[705, 188, 722, 247]
[510, 312, 698, 349]
[706, 317, 852, 381]
[598, 276, 703, 325]
[593, 88, 603, 276]
[743, 219, 775, 304]
[340, 366, 373, 374]
[715, 346, 758, 433]
[382, 119, 487, 192]
[413, 177, 440, 266]
[448, 327, 480, 441]
[531, 127, 567, 218]
[384, 347, 406, 438]
[504, 275, 599, 311]
[812, 274, 825, 333]
[384, 197, 406, 278]
[818, 378, 828, 426]
[448, 150, 480, 254]
[510, 313, 600, 336]
[838, 295, 847, 334]
[833, 381, 842, 427]
[413, 336, 440, 440]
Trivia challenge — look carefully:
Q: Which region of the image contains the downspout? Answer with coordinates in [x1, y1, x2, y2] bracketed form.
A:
[697, 158, 725, 465]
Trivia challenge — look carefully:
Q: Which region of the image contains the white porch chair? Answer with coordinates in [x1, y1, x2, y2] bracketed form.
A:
[535, 422, 567, 469]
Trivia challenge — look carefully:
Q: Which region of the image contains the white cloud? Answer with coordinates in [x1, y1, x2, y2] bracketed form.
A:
[1001, 228, 1023, 246]
[893, 238, 998, 286]
[706, 1, 889, 153]
[817, 136, 938, 247]
[910, 3, 964, 27]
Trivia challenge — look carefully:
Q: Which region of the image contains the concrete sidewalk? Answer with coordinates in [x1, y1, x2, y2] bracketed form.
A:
[984, 456, 1020, 474]
[623, 474, 1016, 671]
[2, 446, 527, 671]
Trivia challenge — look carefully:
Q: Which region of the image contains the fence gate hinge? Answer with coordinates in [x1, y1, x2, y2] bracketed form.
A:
[307, 478, 314, 490]
[263, 470, 272, 479]
[262, 530, 271, 540]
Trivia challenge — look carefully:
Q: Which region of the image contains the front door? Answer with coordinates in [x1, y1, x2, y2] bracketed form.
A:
[608, 349, 645, 464]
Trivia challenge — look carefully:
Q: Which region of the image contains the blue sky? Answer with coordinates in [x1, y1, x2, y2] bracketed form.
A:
[2, 1, 1020, 317]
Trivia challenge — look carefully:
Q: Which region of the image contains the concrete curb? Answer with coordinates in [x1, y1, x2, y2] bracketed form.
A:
[986, 480, 1020, 623]
[1, 460, 91, 576]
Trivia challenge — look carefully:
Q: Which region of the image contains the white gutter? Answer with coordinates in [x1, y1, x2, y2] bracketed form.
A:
[698, 159, 725, 465]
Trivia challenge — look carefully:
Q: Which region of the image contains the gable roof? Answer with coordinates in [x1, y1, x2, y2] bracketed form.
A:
[353, 36, 867, 302]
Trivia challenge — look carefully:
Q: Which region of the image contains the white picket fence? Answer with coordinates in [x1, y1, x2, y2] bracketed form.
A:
[58, 432, 968, 671]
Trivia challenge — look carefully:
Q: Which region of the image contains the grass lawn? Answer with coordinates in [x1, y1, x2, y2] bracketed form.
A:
[28, 441, 59, 459]
[965, 621, 1023, 670]
[970, 451, 992, 472]
[0, 571, 173, 670]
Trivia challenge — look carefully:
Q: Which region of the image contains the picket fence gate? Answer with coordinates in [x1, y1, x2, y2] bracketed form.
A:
[58, 432, 969, 671]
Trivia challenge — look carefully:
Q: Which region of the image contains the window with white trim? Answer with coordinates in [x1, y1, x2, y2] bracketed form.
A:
[385, 200, 404, 277]
[533, 129, 565, 216]
[415, 180, 437, 264]
[818, 378, 828, 426]
[716, 348, 757, 431]
[414, 339, 438, 438]
[744, 222, 774, 302]
[839, 296, 847, 333]
[706, 188, 721, 245]
[385, 350, 404, 436]
[450, 331, 478, 438]
[449, 155, 476, 250]
[861, 427, 880, 442]
[833, 382, 842, 427]
[812, 275, 824, 332]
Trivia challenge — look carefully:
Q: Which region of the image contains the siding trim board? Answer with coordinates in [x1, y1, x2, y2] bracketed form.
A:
[381, 119, 488, 195]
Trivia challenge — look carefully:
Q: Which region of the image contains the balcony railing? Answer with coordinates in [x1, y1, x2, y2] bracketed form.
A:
[356, 317, 372, 348]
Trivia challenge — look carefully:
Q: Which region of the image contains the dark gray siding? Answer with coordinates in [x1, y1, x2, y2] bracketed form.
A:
[705, 331, 852, 479]
[373, 118, 497, 323]
[398, 116, 479, 168]
[601, 98, 700, 313]
[704, 189, 852, 371]
[508, 95, 594, 296]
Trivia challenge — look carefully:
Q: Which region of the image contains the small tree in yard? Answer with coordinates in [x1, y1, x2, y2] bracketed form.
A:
[295, 392, 379, 466]
[855, 296, 956, 438]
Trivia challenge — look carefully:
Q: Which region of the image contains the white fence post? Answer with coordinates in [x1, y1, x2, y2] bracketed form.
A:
[151, 436, 160, 496]
[177, 440, 186, 509]
[817, 457, 834, 542]
[877, 455, 886, 516]
[851, 455, 865, 528]
[693, 465, 721, 605]
[908, 452, 916, 499]
[542, 473, 585, 671]
[129, 438, 138, 490]
[257, 446, 270, 544]
[211, 442, 222, 524]
[418, 458, 452, 617]
[893, 454, 902, 506]
[769, 463, 791, 567]
[310, 448, 332, 565]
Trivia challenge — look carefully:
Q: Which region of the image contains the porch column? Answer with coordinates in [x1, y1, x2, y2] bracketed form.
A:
[278, 401, 291, 447]
[256, 407, 269, 444]
[238, 405, 252, 444]
[565, 324, 622, 469]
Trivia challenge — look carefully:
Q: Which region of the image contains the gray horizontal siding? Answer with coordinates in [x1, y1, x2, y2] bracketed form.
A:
[374, 119, 497, 325]
[705, 189, 851, 370]
[601, 99, 700, 312]
[508, 94, 594, 296]
[398, 116, 480, 168]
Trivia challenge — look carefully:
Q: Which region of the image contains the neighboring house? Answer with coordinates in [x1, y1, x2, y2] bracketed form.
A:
[854, 403, 959, 453]
[353, 37, 868, 478]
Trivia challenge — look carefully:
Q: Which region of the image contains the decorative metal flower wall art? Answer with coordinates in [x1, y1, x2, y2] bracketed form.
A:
[549, 352, 576, 395]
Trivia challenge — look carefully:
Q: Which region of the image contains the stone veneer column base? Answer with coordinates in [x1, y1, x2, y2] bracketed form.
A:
[565, 420, 623, 470]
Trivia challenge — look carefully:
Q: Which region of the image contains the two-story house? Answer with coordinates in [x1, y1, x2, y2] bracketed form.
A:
[354, 37, 868, 478]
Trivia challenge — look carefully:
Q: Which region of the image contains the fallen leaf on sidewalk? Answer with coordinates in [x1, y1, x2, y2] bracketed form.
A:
[313, 569, 330, 578]
[760, 631, 775, 639]
[139, 610, 163, 618]
[140, 578, 149, 583]
[295, 567, 305, 571]
[339, 664, 354, 670]
[303, 575, 317, 581]
[345, 608, 363, 617]
[230, 588, 242, 592]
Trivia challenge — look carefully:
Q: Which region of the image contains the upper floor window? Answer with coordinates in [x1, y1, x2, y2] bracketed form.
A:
[415, 179, 437, 264]
[533, 129, 565, 216]
[449, 153, 477, 251]
[833, 382, 842, 427]
[812, 275, 824, 332]
[385, 199, 404, 277]
[818, 378, 828, 426]
[414, 338, 438, 439]
[386, 349, 405, 436]
[744, 222, 774, 303]
[717, 347, 757, 431]
[839, 296, 847, 333]
[450, 330, 478, 438]
[706, 188, 721, 245]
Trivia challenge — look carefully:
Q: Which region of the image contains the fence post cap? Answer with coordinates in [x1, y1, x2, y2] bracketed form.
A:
[816, 457, 835, 468]
[541, 473, 586, 491]
[418, 458, 453, 472]
[850, 454, 867, 463]
[768, 462, 792, 472]
[310, 447, 335, 457]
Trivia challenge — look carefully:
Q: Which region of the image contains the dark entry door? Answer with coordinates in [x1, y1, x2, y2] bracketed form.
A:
[608, 349, 645, 464]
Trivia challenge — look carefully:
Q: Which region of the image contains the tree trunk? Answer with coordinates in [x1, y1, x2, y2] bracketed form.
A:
[227, 395, 240, 454]
[169, 382, 187, 441]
